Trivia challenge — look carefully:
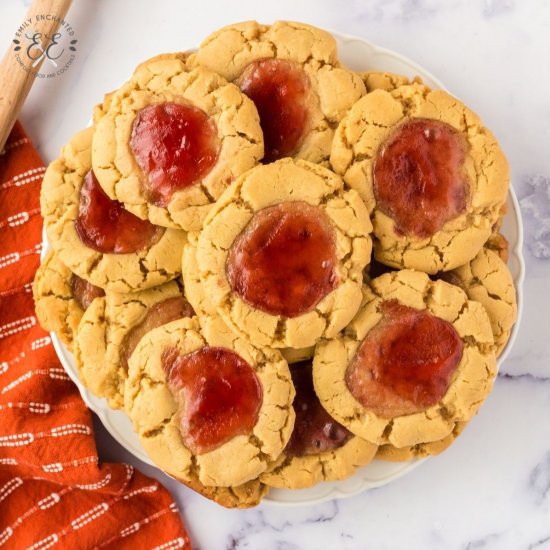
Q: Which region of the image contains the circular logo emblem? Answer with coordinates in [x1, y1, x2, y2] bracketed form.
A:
[12, 14, 78, 78]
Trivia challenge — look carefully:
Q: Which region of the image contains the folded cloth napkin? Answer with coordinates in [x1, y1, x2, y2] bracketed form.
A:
[0, 123, 191, 550]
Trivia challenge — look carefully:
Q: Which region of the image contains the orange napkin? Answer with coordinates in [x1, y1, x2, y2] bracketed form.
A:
[0, 123, 191, 549]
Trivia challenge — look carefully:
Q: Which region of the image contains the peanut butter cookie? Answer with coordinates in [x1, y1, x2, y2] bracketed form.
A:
[359, 71, 421, 93]
[261, 359, 377, 489]
[313, 270, 496, 448]
[41, 127, 187, 293]
[330, 83, 509, 273]
[178, 475, 268, 509]
[124, 317, 295, 487]
[195, 158, 372, 349]
[33, 251, 104, 349]
[92, 52, 263, 231]
[197, 20, 365, 164]
[376, 422, 467, 462]
[74, 280, 193, 409]
[438, 247, 517, 356]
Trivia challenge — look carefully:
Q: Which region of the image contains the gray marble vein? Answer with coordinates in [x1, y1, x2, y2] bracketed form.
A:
[520, 175, 550, 259]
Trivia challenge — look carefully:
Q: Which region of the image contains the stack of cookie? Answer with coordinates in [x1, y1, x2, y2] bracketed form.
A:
[34, 21, 517, 508]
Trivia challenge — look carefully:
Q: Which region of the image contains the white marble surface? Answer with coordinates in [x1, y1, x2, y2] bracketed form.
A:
[2, 0, 550, 548]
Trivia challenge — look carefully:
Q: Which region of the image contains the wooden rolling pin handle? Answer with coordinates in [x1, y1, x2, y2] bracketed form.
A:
[0, 0, 72, 152]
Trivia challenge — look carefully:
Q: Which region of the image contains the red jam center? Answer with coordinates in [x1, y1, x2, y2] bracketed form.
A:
[70, 274, 104, 310]
[237, 59, 310, 163]
[120, 296, 194, 371]
[226, 201, 338, 318]
[373, 118, 468, 238]
[130, 102, 220, 207]
[346, 300, 464, 418]
[163, 346, 263, 455]
[75, 171, 164, 254]
[286, 361, 352, 457]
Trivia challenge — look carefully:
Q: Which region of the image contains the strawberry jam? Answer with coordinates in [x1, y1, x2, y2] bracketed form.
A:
[286, 361, 352, 457]
[373, 118, 468, 238]
[237, 59, 310, 162]
[226, 201, 338, 318]
[346, 300, 463, 418]
[163, 346, 262, 455]
[75, 171, 164, 254]
[120, 296, 194, 371]
[70, 274, 104, 310]
[130, 102, 220, 206]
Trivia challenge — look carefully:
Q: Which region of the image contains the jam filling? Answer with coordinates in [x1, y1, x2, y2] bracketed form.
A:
[163, 346, 263, 455]
[75, 171, 164, 254]
[286, 361, 352, 457]
[70, 274, 105, 310]
[130, 102, 220, 206]
[226, 201, 338, 318]
[120, 296, 194, 371]
[346, 300, 463, 418]
[373, 118, 468, 238]
[237, 59, 310, 163]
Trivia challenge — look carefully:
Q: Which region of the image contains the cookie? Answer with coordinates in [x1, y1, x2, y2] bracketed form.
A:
[92, 90, 115, 125]
[74, 280, 193, 409]
[181, 234, 237, 344]
[124, 317, 295, 487]
[41, 127, 187, 293]
[195, 158, 372, 349]
[376, 422, 467, 462]
[485, 231, 509, 263]
[280, 346, 315, 365]
[180, 475, 268, 509]
[261, 359, 377, 489]
[439, 247, 517, 356]
[197, 20, 366, 164]
[360, 71, 421, 93]
[484, 204, 509, 261]
[32, 251, 104, 349]
[330, 83, 509, 273]
[313, 270, 496, 447]
[92, 52, 263, 231]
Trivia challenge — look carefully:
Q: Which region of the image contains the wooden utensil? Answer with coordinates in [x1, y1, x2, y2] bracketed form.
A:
[0, 0, 72, 152]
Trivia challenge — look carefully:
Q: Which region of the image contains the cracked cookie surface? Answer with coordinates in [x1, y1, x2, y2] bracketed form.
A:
[440, 247, 517, 356]
[330, 83, 509, 273]
[41, 127, 188, 293]
[313, 270, 497, 447]
[376, 421, 467, 462]
[260, 359, 377, 489]
[33, 251, 104, 350]
[176, 474, 268, 509]
[92, 52, 264, 231]
[74, 280, 193, 409]
[359, 71, 422, 93]
[196, 20, 366, 164]
[195, 158, 372, 349]
[124, 317, 295, 487]
[181, 234, 237, 347]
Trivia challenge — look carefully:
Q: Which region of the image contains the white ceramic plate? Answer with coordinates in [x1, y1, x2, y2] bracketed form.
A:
[46, 31, 525, 507]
